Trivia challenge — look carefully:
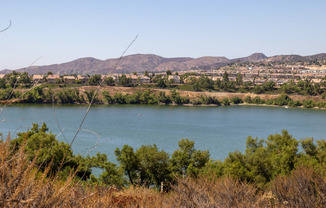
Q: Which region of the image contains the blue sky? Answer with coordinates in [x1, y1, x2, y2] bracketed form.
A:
[0, 0, 325, 70]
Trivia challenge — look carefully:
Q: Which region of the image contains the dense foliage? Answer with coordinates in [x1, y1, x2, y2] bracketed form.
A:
[7, 122, 326, 191]
[4, 124, 326, 207]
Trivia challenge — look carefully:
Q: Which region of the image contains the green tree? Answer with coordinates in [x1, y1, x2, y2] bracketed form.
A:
[18, 72, 32, 85]
[24, 86, 45, 103]
[102, 91, 114, 104]
[222, 98, 230, 106]
[262, 81, 275, 92]
[104, 76, 115, 86]
[170, 139, 210, 177]
[0, 78, 6, 89]
[115, 145, 139, 185]
[158, 91, 171, 104]
[245, 96, 252, 103]
[223, 130, 299, 184]
[6, 72, 19, 88]
[230, 97, 243, 104]
[223, 71, 229, 83]
[136, 144, 171, 187]
[236, 73, 243, 86]
[303, 99, 315, 108]
[56, 89, 85, 104]
[11, 123, 84, 177]
[84, 89, 101, 103]
[119, 74, 132, 87]
[115, 144, 171, 188]
[157, 77, 167, 88]
[88, 74, 101, 86]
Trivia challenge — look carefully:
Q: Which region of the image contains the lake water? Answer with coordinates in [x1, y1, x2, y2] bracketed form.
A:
[1, 104, 326, 163]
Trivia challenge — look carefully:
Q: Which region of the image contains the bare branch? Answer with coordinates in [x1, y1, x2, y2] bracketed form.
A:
[0, 20, 11, 33]
[70, 34, 139, 147]
[52, 95, 68, 143]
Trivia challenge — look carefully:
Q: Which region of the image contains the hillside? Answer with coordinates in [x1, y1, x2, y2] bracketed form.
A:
[1, 52, 326, 75]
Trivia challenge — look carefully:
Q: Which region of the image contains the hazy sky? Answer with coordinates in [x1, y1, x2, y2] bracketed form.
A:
[0, 0, 325, 70]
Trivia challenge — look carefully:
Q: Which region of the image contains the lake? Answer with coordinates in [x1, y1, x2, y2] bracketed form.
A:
[1, 104, 326, 163]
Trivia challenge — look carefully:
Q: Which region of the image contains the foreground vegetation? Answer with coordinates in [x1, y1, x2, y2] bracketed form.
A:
[2, 124, 326, 207]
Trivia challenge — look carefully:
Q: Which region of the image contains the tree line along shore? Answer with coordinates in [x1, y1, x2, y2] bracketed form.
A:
[0, 85, 325, 110]
[1, 70, 326, 108]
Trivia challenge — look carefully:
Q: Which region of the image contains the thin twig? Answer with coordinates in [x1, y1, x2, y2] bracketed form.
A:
[70, 35, 138, 146]
[79, 128, 101, 154]
[52, 95, 68, 143]
[0, 20, 11, 33]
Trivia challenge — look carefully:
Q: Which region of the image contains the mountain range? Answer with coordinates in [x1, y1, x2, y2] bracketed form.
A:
[1, 53, 326, 75]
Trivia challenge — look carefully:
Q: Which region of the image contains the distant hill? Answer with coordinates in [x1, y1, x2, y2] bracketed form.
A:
[1, 52, 325, 75]
[231, 53, 267, 62]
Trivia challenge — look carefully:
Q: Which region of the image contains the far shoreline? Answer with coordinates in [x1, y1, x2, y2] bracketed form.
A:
[1, 100, 324, 111]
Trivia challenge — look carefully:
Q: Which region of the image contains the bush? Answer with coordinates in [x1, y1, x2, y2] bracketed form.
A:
[244, 96, 252, 104]
[303, 99, 315, 108]
[288, 100, 302, 107]
[84, 89, 102, 104]
[56, 88, 85, 104]
[252, 96, 265, 104]
[222, 98, 230, 106]
[158, 91, 171, 104]
[170, 90, 189, 105]
[230, 97, 243, 104]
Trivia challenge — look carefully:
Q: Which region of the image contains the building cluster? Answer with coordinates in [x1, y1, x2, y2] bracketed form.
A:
[13, 74, 152, 85]
[177, 64, 326, 86]
[0, 63, 325, 86]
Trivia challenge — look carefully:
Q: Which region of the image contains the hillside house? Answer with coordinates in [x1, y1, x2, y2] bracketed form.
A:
[184, 76, 201, 84]
[126, 74, 139, 84]
[63, 76, 76, 84]
[77, 75, 89, 84]
[311, 79, 322, 84]
[211, 76, 222, 81]
[139, 76, 151, 84]
[168, 75, 180, 83]
[33, 75, 45, 83]
[47, 75, 61, 84]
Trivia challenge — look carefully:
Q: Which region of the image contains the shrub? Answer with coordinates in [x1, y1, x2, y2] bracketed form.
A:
[56, 88, 85, 104]
[158, 91, 171, 104]
[230, 97, 243, 104]
[252, 96, 265, 104]
[303, 99, 315, 108]
[222, 98, 230, 106]
[244, 96, 252, 103]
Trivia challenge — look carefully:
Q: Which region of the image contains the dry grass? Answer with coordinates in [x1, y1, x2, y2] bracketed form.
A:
[270, 166, 326, 207]
[167, 176, 268, 208]
[0, 136, 77, 207]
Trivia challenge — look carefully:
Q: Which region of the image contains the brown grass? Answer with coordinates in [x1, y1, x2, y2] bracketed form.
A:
[167, 176, 267, 208]
[270, 166, 326, 207]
